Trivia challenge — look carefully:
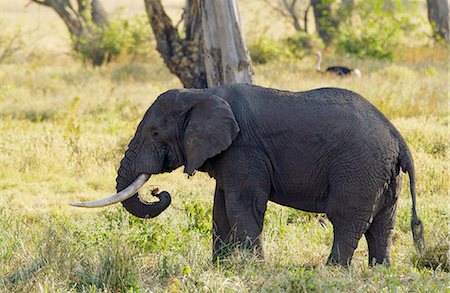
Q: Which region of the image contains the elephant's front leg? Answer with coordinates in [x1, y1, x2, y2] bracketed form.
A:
[212, 185, 232, 260]
[211, 151, 271, 260]
[223, 187, 269, 258]
[212, 182, 269, 260]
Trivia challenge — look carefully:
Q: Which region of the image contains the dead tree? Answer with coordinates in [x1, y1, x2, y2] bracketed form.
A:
[427, 0, 450, 43]
[201, 0, 253, 86]
[144, 0, 253, 88]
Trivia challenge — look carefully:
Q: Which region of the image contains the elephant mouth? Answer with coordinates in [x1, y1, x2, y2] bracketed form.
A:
[69, 174, 150, 208]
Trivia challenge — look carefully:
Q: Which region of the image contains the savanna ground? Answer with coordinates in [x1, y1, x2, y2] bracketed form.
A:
[0, 0, 449, 292]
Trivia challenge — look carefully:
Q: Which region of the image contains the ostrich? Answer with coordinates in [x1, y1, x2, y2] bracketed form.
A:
[315, 51, 361, 77]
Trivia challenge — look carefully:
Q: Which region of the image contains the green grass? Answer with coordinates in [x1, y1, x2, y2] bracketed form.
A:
[1, 2, 449, 292]
[0, 52, 448, 292]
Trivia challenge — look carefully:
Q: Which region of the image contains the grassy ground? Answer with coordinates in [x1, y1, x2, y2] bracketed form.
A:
[1, 1, 449, 292]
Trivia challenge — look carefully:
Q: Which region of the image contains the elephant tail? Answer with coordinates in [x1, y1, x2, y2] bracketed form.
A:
[399, 145, 425, 257]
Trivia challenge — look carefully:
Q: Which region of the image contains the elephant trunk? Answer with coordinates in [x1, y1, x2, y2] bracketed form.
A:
[70, 135, 172, 218]
[116, 165, 171, 219]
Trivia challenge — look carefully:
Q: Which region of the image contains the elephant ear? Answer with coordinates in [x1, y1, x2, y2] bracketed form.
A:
[183, 94, 239, 175]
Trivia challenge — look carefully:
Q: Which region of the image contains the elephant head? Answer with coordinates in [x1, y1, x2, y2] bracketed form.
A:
[70, 89, 240, 218]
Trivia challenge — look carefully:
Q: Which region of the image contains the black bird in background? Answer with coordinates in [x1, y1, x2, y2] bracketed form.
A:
[315, 51, 361, 77]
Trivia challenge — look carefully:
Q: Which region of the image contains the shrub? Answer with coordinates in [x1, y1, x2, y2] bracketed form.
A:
[283, 32, 323, 60]
[249, 33, 322, 64]
[183, 198, 211, 234]
[248, 36, 282, 64]
[74, 15, 154, 65]
[337, 0, 419, 60]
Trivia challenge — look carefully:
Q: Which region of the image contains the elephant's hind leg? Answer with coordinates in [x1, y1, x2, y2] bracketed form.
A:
[326, 218, 370, 266]
[364, 175, 401, 266]
[325, 187, 377, 266]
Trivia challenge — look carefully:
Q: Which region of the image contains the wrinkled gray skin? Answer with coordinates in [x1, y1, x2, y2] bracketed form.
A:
[116, 84, 424, 266]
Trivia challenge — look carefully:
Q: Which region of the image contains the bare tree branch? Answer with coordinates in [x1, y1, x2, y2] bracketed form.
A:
[262, 0, 310, 32]
[29, 0, 111, 65]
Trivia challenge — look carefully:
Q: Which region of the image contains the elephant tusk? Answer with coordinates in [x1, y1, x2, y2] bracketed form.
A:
[69, 174, 150, 208]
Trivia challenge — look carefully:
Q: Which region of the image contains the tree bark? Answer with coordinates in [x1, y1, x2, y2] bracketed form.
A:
[143, 0, 207, 88]
[91, 0, 109, 26]
[201, 0, 253, 86]
[311, 0, 339, 45]
[427, 0, 450, 43]
[337, 0, 353, 21]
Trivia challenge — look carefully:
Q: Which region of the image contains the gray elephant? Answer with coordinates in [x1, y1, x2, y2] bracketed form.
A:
[71, 84, 424, 266]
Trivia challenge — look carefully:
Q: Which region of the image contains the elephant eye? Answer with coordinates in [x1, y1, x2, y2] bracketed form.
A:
[153, 131, 159, 136]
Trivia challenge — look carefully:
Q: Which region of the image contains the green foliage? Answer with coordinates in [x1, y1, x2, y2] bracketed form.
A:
[337, 0, 419, 60]
[248, 36, 283, 64]
[183, 198, 212, 234]
[74, 15, 154, 65]
[249, 33, 322, 64]
[283, 32, 323, 60]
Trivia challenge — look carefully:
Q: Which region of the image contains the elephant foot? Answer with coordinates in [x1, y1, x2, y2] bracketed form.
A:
[326, 255, 351, 267]
[212, 239, 264, 263]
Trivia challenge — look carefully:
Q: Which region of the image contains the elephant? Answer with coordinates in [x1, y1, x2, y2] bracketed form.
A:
[71, 84, 425, 266]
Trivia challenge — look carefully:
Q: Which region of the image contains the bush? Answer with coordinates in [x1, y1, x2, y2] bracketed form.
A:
[249, 33, 323, 64]
[283, 32, 323, 60]
[74, 15, 154, 65]
[248, 37, 283, 64]
[337, 0, 419, 60]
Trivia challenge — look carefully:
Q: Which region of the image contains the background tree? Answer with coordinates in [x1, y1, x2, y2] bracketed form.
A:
[336, 0, 354, 21]
[311, 0, 339, 46]
[427, 0, 450, 43]
[30, 0, 110, 65]
[264, 0, 347, 46]
[262, 0, 312, 33]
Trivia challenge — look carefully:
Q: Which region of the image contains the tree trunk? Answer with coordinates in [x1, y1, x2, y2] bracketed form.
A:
[201, 0, 253, 86]
[337, 0, 353, 22]
[91, 0, 109, 26]
[311, 0, 339, 46]
[427, 0, 450, 43]
[144, 0, 207, 88]
[144, 0, 252, 88]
